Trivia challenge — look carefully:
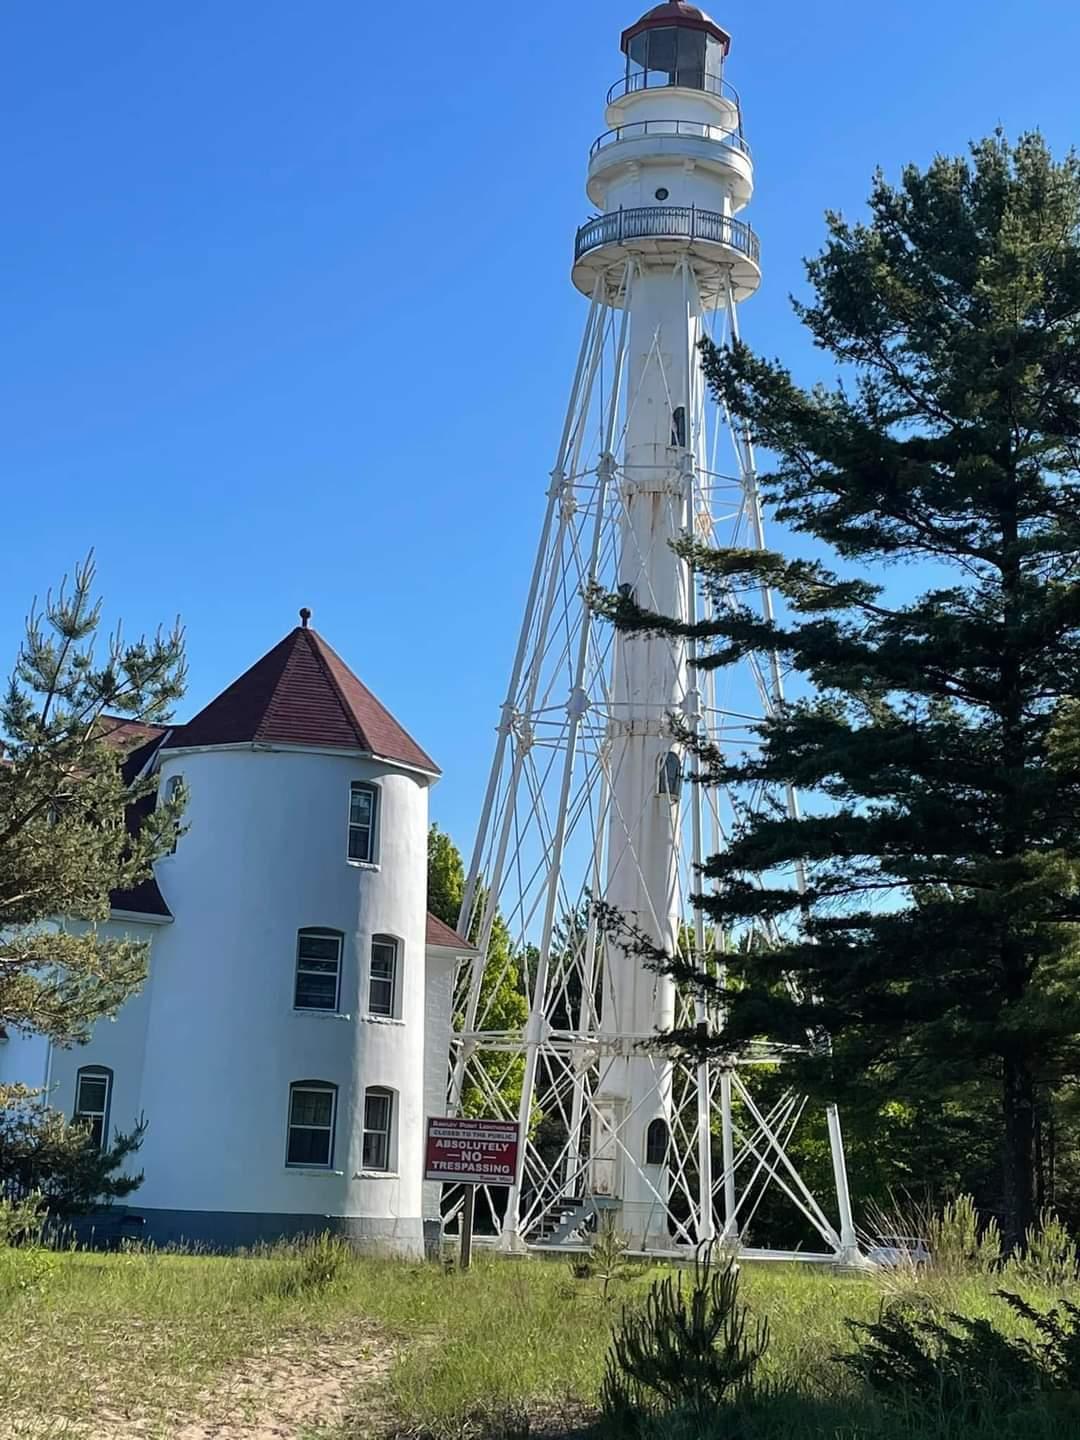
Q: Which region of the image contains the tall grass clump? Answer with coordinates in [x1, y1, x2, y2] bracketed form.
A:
[249, 1231, 354, 1300]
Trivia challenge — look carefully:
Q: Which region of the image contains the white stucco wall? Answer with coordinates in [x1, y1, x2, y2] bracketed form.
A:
[0, 1028, 49, 1090]
[46, 917, 160, 1152]
[130, 744, 432, 1251]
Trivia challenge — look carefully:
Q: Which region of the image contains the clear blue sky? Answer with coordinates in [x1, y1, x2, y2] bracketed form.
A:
[3, 1, 1079, 850]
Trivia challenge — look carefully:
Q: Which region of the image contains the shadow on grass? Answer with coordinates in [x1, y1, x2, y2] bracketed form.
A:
[440, 1392, 1080, 1440]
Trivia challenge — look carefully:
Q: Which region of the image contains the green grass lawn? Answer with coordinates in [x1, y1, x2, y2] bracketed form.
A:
[0, 1239, 1075, 1440]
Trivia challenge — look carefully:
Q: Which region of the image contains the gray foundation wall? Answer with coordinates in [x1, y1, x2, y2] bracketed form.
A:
[67, 1207, 434, 1257]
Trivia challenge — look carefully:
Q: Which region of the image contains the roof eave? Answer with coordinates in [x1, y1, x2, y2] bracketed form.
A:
[158, 738, 441, 779]
[425, 941, 478, 958]
[109, 908, 174, 927]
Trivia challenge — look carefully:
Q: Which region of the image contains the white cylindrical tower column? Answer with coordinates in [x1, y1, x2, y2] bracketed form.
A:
[457, 3, 864, 1264]
[581, 2, 759, 1244]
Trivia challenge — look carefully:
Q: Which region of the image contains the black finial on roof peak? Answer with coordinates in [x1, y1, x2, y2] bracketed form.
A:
[299, 607, 312, 628]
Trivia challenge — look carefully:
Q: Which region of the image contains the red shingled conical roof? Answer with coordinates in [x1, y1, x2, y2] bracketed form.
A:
[163, 624, 439, 774]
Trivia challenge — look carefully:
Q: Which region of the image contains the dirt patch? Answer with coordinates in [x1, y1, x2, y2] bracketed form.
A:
[2, 1324, 392, 1440]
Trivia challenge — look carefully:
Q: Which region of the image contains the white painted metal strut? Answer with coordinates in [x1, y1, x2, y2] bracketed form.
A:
[501, 262, 636, 1245]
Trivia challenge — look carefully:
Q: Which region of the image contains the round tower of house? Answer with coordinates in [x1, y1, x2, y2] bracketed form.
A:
[132, 614, 439, 1255]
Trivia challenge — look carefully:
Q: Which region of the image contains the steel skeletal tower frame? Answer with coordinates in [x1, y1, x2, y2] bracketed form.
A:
[450, 4, 862, 1264]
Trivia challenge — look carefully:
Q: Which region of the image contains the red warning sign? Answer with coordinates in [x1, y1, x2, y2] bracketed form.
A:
[424, 1116, 520, 1186]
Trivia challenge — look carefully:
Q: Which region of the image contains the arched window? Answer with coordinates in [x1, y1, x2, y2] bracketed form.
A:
[362, 1087, 395, 1171]
[645, 1117, 668, 1167]
[286, 1081, 337, 1168]
[671, 405, 686, 448]
[657, 750, 682, 801]
[74, 1066, 113, 1150]
[294, 929, 343, 1011]
[369, 936, 399, 1018]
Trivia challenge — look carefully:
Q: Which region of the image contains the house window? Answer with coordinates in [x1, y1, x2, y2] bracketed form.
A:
[165, 774, 183, 853]
[362, 1087, 394, 1171]
[74, 1067, 112, 1149]
[658, 750, 682, 801]
[671, 405, 686, 447]
[645, 1117, 668, 1167]
[286, 1083, 337, 1168]
[369, 936, 399, 1017]
[294, 929, 343, 1011]
[348, 783, 377, 862]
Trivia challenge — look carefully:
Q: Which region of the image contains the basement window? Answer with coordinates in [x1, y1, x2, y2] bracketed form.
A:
[348, 782, 378, 863]
[286, 1082, 337, 1168]
[294, 929, 343, 1012]
[74, 1067, 112, 1150]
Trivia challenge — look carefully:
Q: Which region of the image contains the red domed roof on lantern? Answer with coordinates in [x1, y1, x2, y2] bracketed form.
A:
[621, 3, 731, 55]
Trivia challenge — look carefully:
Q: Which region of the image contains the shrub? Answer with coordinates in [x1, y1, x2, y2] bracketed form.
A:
[0, 1086, 146, 1216]
[927, 1194, 1002, 1275]
[842, 1288, 1080, 1424]
[1009, 1210, 1080, 1289]
[0, 1190, 45, 1246]
[600, 1245, 767, 1431]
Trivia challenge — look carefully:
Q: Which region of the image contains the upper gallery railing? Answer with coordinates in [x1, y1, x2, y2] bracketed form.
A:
[574, 205, 760, 267]
[590, 117, 750, 160]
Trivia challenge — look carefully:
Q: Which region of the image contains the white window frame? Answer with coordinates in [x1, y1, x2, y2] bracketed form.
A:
[347, 782, 378, 863]
[362, 1086, 395, 1172]
[74, 1067, 112, 1150]
[285, 1082, 338, 1169]
[368, 935, 399, 1018]
[294, 929, 344, 1012]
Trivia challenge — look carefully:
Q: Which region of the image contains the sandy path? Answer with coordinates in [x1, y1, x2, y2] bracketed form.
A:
[2, 1323, 392, 1440]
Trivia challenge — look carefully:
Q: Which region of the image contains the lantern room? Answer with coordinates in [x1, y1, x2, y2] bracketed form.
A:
[620, 2, 731, 97]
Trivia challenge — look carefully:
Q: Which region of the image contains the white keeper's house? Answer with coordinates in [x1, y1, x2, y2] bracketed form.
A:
[0, 611, 474, 1255]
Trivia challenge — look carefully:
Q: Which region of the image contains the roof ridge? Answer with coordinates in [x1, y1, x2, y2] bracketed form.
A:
[301, 628, 368, 750]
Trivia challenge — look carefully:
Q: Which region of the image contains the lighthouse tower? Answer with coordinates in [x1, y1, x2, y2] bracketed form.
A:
[453, 5, 862, 1263]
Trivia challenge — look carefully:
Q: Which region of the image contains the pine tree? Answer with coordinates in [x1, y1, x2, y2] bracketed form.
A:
[605, 133, 1080, 1248]
[1, 556, 186, 1207]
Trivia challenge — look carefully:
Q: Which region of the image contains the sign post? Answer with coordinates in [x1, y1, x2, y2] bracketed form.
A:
[425, 1116, 521, 1271]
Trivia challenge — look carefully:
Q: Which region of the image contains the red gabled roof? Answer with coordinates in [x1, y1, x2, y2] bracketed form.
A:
[162, 623, 439, 774]
[426, 912, 476, 951]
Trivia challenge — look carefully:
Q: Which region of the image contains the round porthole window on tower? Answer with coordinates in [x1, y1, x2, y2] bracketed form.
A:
[654, 187, 669, 201]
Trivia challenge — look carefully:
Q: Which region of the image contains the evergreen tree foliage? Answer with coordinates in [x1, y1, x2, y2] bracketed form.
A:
[1, 556, 185, 1208]
[601, 1244, 767, 1426]
[0, 1086, 146, 1217]
[427, 824, 527, 1118]
[603, 134, 1080, 1248]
